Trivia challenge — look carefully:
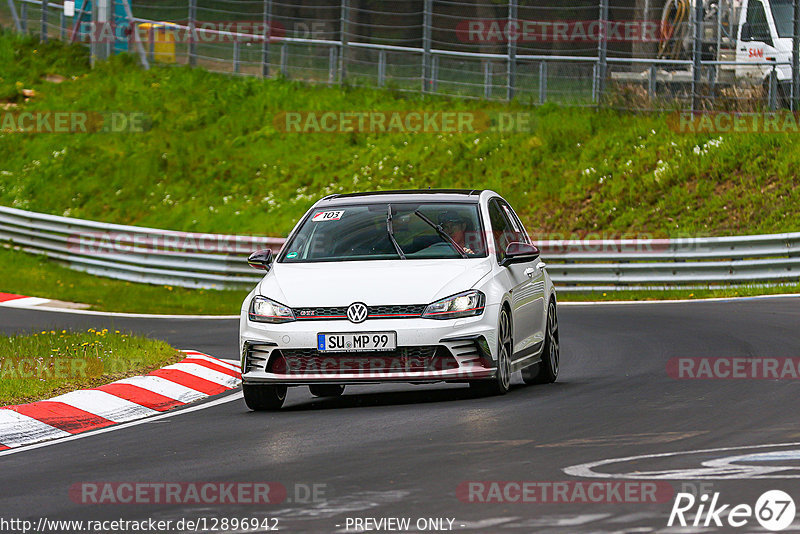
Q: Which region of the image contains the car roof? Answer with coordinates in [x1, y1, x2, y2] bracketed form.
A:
[318, 189, 484, 206]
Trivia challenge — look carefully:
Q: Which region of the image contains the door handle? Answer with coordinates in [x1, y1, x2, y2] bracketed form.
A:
[524, 267, 535, 278]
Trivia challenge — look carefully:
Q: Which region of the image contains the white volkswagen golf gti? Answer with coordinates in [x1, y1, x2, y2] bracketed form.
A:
[239, 189, 559, 410]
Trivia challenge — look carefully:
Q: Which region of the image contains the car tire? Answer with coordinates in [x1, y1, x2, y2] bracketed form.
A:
[470, 307, 512, 396]
[309, 384, 345, 398]
[522, 299, 559, 385]
[243, 384, 287, 411]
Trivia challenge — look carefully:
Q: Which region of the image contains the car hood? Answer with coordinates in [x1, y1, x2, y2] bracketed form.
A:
[257, 259, 492, 307]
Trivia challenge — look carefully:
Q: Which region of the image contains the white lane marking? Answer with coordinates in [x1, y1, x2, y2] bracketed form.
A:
[112, 375, 207, 403]
[0, 297, 52, 307]
[456, 518, 519, 530]
[0, 391, 243, 456]
[48, 390, 158, 423]
[161, 362, 241, 388]
[512, 514, 611, 527]
[180, 352, 240, 372]
[0, 301, 237, 319]
[560, 293, 800, 306]
[0, 410, 71, 447]
[564, 441, 800, 480]
[182, 357, 240, 374]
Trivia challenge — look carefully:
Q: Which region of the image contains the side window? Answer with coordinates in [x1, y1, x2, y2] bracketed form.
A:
[488, 199, 514, 261]
[745, 0, 773, 45]
[499, 201, 530, 244]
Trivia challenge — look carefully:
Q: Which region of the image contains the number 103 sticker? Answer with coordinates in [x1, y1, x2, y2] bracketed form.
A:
[312, 211, 344, 221]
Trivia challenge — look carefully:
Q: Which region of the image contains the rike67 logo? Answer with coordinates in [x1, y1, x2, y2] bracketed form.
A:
[668, 490, 796, 531]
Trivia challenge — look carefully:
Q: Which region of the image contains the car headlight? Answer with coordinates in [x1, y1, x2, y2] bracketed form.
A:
[423, 290, 485, 320]
[248, 296, 295, 323]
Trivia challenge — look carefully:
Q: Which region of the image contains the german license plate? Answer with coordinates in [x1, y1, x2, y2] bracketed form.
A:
[317, 332, 397, 353]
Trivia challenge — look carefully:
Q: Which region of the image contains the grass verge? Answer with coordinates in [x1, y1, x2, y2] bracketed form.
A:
[0, 246, 248, 314]
[0, 328, 183, 406]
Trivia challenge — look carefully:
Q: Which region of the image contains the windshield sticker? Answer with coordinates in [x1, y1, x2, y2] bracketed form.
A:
[312, 211, 344, 222]
[286, 252, 298, 259]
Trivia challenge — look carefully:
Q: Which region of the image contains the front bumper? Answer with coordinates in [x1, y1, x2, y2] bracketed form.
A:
[239, 311, 499, 385]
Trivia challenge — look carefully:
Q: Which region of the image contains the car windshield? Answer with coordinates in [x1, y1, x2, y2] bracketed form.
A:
[280, 202, 487, 262]
[770, 0, 793, 38]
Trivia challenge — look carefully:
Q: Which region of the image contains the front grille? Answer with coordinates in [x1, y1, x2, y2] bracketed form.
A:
[294, 306, 348, 319]
[269, 346, 457, 374]
[292, 304, 426, 321]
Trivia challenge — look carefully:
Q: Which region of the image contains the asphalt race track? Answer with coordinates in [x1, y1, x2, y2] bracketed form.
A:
[2, 296, 800, 533]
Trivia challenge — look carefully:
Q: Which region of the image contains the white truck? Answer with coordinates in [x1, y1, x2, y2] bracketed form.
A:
[735, 0, 793, 85]
[614, 0, 795, 100]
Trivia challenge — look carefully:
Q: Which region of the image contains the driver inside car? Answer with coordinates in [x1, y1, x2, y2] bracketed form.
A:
[438, 212, 475, 255]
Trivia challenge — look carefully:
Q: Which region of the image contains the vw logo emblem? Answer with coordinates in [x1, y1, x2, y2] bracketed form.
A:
[347, 302, 368, 323]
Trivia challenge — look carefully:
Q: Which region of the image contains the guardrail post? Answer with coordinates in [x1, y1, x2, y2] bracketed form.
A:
[431, 54, 439, 92]
[20, 2, 27, 34]
[597, 0, 608, 105]
[41, 0, 48, 42]
[7, 0, 22, 33]
[188, 0, 197, 66]
[148, 25, 155, 62]
[768, 65, 778, 111]
[261, 0, 271, 77]
[378, 48, 386, 87]
[484, 60, 492, 99]
[691, 0, 703, 113]
[233, 40, 240, 74]
[339, 0, 349, 82]
[507, 0, 517, 101]
[91, 0, 112, 65]
[280, 42, 288, 77]
[539, 61, 547, 104]
[422, 0, 432, 92]
[648, 65, 657, 100]
[793, 0, 800, 111]
[328, 46, 338, 84]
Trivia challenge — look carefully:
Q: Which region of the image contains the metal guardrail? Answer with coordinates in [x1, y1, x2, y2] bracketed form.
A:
[0, 206, 282, 289]
[1, 206, 798, 291]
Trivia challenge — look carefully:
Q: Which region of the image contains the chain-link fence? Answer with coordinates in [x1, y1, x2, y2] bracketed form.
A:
[3, 0, 800, 111]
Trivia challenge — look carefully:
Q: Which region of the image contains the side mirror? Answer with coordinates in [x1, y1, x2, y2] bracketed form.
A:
[247, 249, 273, 271]
[501, 242, 540, 267]
[741, 22, 751, 41]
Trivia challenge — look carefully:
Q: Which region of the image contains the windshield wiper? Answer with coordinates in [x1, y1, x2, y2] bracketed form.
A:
[413, 210, 468, 259]
[386, 205, 406, 259]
